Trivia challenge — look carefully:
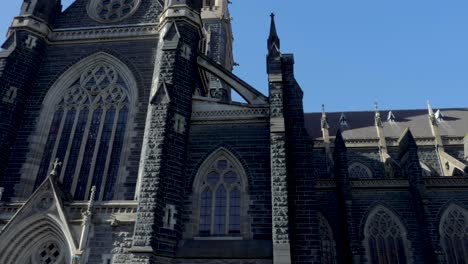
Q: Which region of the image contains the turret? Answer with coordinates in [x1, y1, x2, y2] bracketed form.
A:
[20, 0, 62, 25]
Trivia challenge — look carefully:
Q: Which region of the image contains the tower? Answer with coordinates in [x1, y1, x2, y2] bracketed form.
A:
[201, 0, 234, 101]
[0, 0, 61, 196]
[130, 0, 203, 262]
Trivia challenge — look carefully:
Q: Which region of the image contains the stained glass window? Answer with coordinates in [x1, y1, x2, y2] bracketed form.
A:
[88, 0, 140, 23]
[319, 213, 337, 264]
[440, 205, 468, 263]
[197, 156, 244, 236]
[35, 62, 130, 201]
[364, 207, 409, 264]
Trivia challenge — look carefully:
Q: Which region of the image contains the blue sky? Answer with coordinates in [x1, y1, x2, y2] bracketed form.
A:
[1, 1, 467, 112]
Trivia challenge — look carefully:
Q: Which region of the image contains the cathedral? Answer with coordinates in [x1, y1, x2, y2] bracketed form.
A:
[0, 0, 467, 263]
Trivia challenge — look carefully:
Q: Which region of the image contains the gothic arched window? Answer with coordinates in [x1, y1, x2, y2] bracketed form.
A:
[319, 213, 337, 264]
[191, 148, 250, 238]
[30, 53, 136, 201]
[349, 162, 373, 179]
[364, 206, 411, 264]
[440, 205, 468, 263]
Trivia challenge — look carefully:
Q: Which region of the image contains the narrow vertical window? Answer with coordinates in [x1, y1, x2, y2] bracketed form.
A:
[229, 188, 241, 234]
[440, 205, 468, 264]
[319, 213, 337, 264]
[199, 188, 212, 236]
[364, 206, 410, 264]
[214, 186, 226, 235]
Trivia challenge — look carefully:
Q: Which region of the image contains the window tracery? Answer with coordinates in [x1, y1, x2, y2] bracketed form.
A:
[440, 205, 468, 263]
[364, 206, 411, 264]
[35, 62, 131, 201]
[319, 213, 337, 264]
[198, 157, 242, 236]
[348, 162, 373, 179]
[193, 149, 249, 238]
[37, 242, 62, 264]
[88, 0, 140, 23]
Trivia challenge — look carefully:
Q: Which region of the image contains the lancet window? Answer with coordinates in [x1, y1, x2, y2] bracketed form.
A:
[34, 61, 131, 201]
[319, 213, 338, 264]
[364, 206, 411, 264]
[440, 205, 468, 263]
[195, 149, 249, 238]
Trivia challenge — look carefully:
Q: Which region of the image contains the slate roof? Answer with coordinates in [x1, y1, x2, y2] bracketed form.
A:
[304, 108, 468, 140]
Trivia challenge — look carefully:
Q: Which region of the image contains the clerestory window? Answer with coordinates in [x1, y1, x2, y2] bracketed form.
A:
[34, 58, 134, 201]
[364, 206, 411, 264]
[348, 162, 373, 179]
[440, 205, 468, 263]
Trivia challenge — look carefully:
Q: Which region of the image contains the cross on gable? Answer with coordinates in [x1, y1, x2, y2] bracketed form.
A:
[50, 158, 62, 177]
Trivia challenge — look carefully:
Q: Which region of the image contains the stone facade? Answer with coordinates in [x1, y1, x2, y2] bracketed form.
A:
[0, 1, 467, 264]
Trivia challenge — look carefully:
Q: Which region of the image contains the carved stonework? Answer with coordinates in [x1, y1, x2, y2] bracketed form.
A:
[270, 134, 289, 244]
[87, 0, 141, 23]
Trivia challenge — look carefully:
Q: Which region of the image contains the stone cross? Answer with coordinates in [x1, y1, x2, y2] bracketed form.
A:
[50, 158, 62, 177]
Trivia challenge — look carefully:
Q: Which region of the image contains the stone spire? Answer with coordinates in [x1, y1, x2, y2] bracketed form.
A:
[268, 13, 280, 55]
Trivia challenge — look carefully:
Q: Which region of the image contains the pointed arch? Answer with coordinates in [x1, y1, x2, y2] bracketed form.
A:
[318, 212, 338, 264]
[187, 147, 251, 239]
[20, 52, 138, 201]
[363, 205, 412, 264]
[0, 215, 74, 264]
[439, 204, 468, 263]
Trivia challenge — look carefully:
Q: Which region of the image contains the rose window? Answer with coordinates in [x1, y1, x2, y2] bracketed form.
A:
[88, 0, 140, 23]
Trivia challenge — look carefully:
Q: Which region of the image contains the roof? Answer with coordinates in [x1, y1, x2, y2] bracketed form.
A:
[304, 108, 468, 140]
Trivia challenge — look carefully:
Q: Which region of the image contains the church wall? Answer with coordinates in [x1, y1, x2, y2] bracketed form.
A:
[173, 259, 272, 264]
[0, 30, 49, 196]
[424, 190, 468, 256]
[312, 149, 330, 179]
[346, 190, 427, 263]
[184, 122, 272, 240]
[445, 145, 465, 162]
[347, 148, 385, 178]
[87, 222, 135, 264]
[418, 147, 442, 174]
[316, 189, 345, 262]
[4, 39, 156, 200]
[53, 0, 163, 29]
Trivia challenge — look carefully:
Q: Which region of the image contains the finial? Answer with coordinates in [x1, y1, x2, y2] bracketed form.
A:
[339, 112, 348, 127]
[86, 186, 97, 215]
[268, 12, 280, 53]
[387, 111, 396, 122]
[427, 100, 434, 116]
[50, 158, 62, 177]
[321, 104, 329, 129]
[89, 186, 97, 202]
[374, 102, 382, 127]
